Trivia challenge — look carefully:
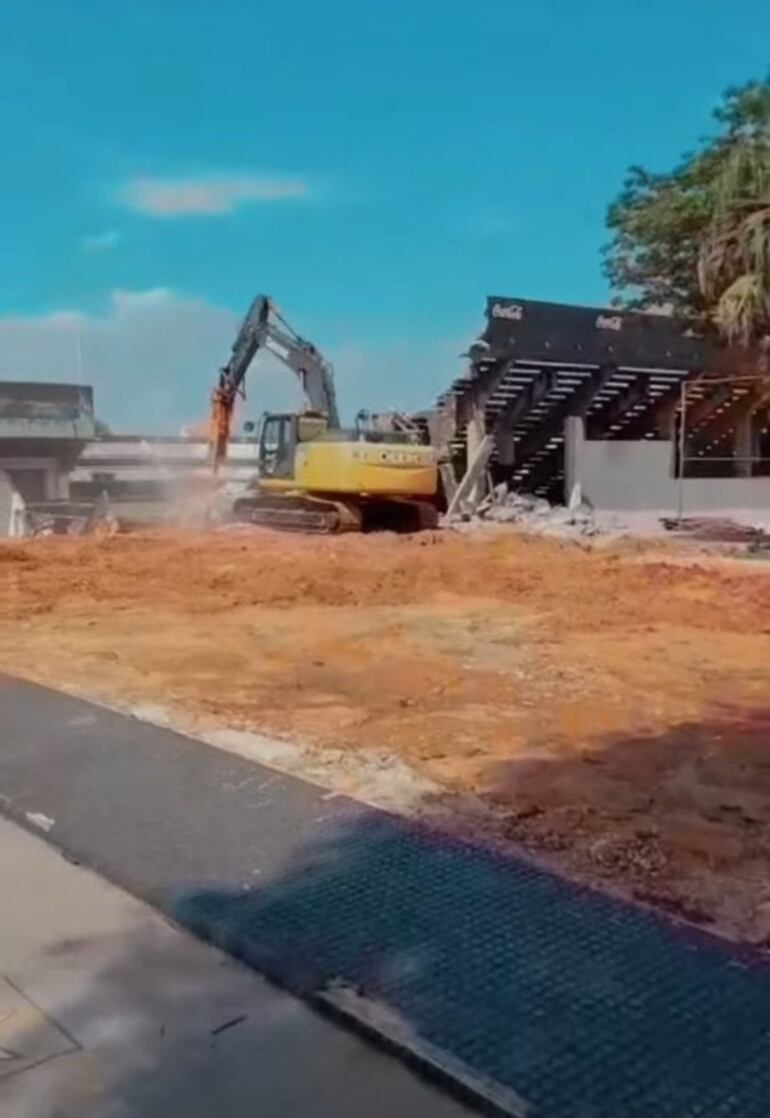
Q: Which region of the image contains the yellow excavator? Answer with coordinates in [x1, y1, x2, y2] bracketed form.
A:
[209, 296, 438, 532]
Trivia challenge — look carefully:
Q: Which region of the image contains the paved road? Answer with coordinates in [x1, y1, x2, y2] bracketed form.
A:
[0, 816, 472, 1118]
[2, 674, 770, 1117]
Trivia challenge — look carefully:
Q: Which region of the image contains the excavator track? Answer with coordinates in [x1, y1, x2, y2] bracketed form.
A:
[232, 492, 437, 534]
[232, 492, 362, 534]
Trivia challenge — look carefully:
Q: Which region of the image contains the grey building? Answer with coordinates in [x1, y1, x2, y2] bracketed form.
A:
[0, 383, 95, 535]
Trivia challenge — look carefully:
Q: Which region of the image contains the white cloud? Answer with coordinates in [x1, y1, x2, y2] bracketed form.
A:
[0, 291, 467, 433]
[110, 287, 172, 309]
[119, 174, 308, 217]
[81, 229, 123, 252]
[0, 291, 238, 432]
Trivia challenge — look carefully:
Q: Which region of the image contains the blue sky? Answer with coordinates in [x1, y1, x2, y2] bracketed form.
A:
[0, 0, 767, 431]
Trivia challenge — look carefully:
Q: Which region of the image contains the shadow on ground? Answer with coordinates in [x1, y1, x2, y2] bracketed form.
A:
[466, 705, 770, 939]
[171, 758, 770, 1118]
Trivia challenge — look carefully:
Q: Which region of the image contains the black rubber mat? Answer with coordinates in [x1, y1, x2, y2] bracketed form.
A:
[179, 814, 770, 1118]
[2, 675, 770, 1117]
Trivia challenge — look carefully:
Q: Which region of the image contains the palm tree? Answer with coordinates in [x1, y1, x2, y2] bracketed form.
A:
[698, 87, 770, 347]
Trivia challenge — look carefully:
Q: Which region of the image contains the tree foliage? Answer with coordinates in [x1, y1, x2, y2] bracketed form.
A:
[604, 79, 770, 344]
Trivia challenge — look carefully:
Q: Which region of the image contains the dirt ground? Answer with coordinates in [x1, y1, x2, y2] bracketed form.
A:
[1, 527, 769, 942]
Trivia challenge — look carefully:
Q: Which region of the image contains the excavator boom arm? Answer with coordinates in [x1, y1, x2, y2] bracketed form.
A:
[210, 295, 339, 469]
[255, 321, 339, 426]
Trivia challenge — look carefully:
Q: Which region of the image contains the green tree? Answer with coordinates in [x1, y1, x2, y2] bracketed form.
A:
[605, 79, 770, 345]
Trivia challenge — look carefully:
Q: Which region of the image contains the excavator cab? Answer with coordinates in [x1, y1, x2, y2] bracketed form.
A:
[257, 410, 330, 479]
[258, 413, 296, 479]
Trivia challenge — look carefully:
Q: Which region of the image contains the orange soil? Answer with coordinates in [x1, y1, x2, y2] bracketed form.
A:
[1, 528, 769, 940]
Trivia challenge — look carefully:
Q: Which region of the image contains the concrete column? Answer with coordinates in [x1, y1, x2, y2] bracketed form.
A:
[495, 430, 515, 468]
[58, 468, 71, 499]
[425, 402, 457, 461]
[0, 471, 12, 537]
[564, 414, 585, 508]
[735, 408, 757, 478]
[465, 398, 487, 506]
[656, 400, 678, 441]
[44, 462, 58, 500]
[655, 401, 679, 479]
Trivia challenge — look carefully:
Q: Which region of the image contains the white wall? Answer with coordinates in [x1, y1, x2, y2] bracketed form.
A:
[578, 439, 769, 515]
[578, 441, 672, 511]
[678, 477, 769, 515]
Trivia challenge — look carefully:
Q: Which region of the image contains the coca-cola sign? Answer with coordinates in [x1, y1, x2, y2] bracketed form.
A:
[491, 302, 524, 321]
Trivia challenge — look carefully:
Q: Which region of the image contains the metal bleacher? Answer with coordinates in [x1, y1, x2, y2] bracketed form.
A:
[436, 297, 713, 501]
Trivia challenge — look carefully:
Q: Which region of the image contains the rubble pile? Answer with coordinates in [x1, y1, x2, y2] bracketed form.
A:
[476, 485, 602, 538]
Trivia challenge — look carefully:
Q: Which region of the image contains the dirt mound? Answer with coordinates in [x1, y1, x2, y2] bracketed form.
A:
[1, 529, 766, 629]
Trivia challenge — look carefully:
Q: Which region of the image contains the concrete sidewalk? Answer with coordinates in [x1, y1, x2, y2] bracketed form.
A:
[3, 675, 770, 1117]
[0, 817, 471, 1118]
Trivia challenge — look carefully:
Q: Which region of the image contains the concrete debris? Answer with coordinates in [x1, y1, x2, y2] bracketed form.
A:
[475, 485, 603, 538]
[25, 811, 55, 832]
[22, 499, 121, 538]
[662, 516, 770, 548]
